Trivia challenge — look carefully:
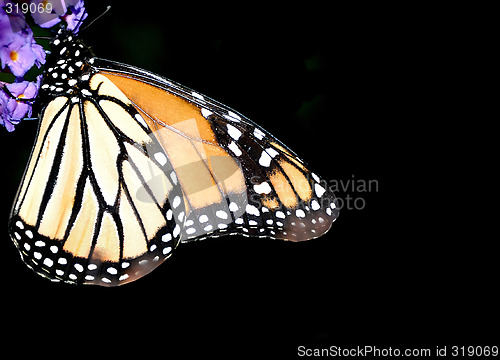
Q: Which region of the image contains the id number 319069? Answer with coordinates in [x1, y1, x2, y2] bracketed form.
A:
[450, 346, 498, 357]
[4, 1, 53, 15]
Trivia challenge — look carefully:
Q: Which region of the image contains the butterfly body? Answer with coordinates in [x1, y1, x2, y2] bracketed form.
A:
[9, 29, 339, 286]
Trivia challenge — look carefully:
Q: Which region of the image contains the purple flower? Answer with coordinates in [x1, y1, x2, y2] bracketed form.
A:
[31, 40, 46, 68]
[30, 0, 67, 28]
[25, 27, 46, 68]
[0, 32, 36, 77]
[0, 104, 21, 132]
[0, 78, 40, 132]
[0, 1, 28, 47]
[0, 6, 15, 46]
[63, 0, 87, 32]
[31, 0, 87, 33]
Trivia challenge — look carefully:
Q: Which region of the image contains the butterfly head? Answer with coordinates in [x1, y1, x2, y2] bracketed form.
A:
[47, 28, 92, 66]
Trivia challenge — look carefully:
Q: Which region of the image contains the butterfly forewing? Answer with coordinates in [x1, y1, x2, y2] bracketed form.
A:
[93, 58, 339, 243]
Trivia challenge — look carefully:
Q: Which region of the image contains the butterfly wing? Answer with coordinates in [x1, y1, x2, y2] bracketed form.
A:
[92, 58, 339, 243]
[9, 83, 185, 286]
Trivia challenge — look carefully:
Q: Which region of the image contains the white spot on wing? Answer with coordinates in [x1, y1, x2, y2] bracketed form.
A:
[74, 264, 84, 272]
[253, 128, 265, 140]
[227, 124, 242, 140]
[227, 141, 242, 156]
[276, 211, 285, 219]
[201, 108, 212, 118]
[259, 151, 272, 167]
[314, 183, 326, 197]
[266, 148, 279, 158]
[170, 171, 178, 184]
[135, 113, 147, 128]
[296, 209, 306, 218]
[173, 224, 181, 237]
[216, 210, 228, 219]
[43, 258, 53, 267]
[162, 233, 172, 242]
[228, 111, 241, 120]
[246, 204, 260, 216]
[192, 91, 204, 100]
[154, 152, 168, 166]
[163, 246, 172, 255]
[229, 202, 238, 212]
[253, 182, 272, 194]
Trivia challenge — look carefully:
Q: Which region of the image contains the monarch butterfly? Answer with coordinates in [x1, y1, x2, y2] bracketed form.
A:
[8, 22, 339, 286]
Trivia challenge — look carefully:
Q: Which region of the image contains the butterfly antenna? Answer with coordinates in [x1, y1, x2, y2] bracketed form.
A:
[80, 6, 111, 32]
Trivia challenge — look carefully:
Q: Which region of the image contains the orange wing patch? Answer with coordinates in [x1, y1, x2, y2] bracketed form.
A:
[278, 159, 312, 203]
[98, 72, 247, 213]
[270, 140, 308, 172]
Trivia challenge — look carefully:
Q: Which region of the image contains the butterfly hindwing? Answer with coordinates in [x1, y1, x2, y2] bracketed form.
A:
[9, 75, 186, 285]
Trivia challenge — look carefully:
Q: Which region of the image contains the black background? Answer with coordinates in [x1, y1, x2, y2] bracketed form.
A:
[1, 2, 497, 356]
